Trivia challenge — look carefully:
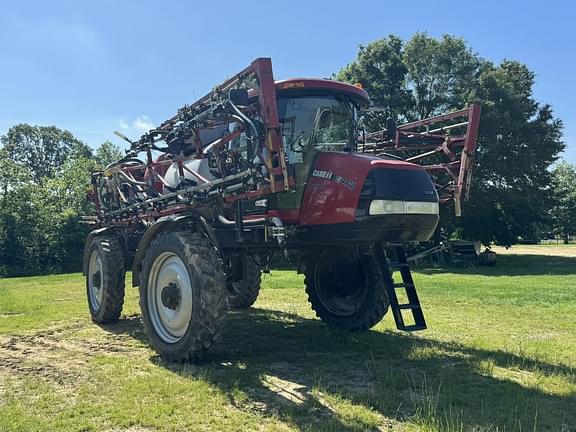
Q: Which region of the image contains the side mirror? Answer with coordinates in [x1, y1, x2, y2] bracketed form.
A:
[229, 89, 249, 106]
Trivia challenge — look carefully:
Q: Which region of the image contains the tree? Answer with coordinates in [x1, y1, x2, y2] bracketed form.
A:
[0, 158, 94, 276]
[0, 125, 95, 276]
[96, 141, 123, 168]
[459, 61, 564, 245]
[336, 34, 565, 246]
[403, 33, 483, 119]
[550, 161, 576, 243]
[0, 153, 34, 276]
[0, 124, 92, 182]
[335, 35, 412, 130]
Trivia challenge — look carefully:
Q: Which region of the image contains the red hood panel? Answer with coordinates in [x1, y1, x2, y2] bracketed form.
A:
[300, 152, 421, 226]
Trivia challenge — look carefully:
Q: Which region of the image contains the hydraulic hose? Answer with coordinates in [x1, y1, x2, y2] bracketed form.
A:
[227, 100, 259, 159]
[217, 215, 267, 225]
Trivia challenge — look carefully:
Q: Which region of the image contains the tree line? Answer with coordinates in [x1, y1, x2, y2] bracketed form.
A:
[0, 33, 573, 277]
[335, 33, 566, 245]
[0, 126, 121, 276]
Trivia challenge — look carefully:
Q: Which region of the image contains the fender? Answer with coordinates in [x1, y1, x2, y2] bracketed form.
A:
[131, 214, 220, 287]
[82, 227, 128, 275]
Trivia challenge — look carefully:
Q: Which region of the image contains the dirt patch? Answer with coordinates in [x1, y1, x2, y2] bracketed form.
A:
[0, 312, 25, 318]
[103, 428, 157, 432]
[0, 317, 147, 386]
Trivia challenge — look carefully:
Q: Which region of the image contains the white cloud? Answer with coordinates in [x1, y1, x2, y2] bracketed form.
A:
[118, 115, 155, 136]
[133, 116, 155, 133]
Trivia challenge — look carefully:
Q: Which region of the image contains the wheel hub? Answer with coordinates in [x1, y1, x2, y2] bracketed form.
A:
[147, 252, 193, 344]
[88, 251, 104, 310]
[92, 271, 101, 289]
[161, 282, 181, 310]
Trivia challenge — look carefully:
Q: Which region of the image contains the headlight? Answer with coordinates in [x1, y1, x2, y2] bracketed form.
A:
[368, 200, 406, 215]
[405, 201, 439, 214]
[369, 200, 439, 215]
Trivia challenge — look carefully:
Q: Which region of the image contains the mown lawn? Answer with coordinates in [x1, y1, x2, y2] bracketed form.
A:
[1, 252, 576, 431]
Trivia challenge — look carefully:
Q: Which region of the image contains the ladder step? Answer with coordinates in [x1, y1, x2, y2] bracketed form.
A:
[398, 303, 420, 310]
[401, 324, 427, 332]
[393, 282, 414, 289]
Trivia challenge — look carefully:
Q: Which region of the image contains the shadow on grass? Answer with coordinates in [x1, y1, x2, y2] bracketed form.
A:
[107, 308, 576, 431]
[100, 315, 149, 345]
[416, 253, 576, 277]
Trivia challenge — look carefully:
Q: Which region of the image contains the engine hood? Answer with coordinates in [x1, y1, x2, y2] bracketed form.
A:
[299, 151, 438, 230]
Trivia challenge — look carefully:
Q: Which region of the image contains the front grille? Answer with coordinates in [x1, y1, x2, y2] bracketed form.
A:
[355, 168, 438, 217]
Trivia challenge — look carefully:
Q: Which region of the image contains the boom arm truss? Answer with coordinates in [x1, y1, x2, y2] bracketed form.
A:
[361, 104, 481, 216]
[90, 58, 294, 224]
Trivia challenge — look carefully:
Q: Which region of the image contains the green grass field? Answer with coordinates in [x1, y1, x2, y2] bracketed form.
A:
[1, 252, 576, 431]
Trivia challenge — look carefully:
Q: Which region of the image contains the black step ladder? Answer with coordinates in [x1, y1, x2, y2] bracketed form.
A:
[371, 244, 427, 331]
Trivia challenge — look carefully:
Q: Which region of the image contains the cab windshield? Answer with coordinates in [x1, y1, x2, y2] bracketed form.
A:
[278, 95, 356, 162]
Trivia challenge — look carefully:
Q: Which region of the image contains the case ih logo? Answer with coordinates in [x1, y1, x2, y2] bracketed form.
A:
[312, 169, 357, 191]
[312, 169, 333, 179]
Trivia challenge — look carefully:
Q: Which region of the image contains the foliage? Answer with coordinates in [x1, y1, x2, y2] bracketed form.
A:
[336, 35, 412, 131]
[0, 125, 117, 276]
[459, 62, 564, 245]
[403, 33, 482, 119]
[550, 161, 576, 243]
[96, 141, 124, 167]
[0, 124, 92, 182]
[336, 33, 565, 246]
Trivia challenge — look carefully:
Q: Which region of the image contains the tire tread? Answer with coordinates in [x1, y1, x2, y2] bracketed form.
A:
[304, 250, 389, 332]
[86, 236, 125, 324]
[139, 231, 227, 362]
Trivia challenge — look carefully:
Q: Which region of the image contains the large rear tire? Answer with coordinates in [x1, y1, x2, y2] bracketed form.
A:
[86, 236, 125, 324]
[139, 231, 227, 362]
[304, 247, 389, 332]
[226, 255, 261, 309]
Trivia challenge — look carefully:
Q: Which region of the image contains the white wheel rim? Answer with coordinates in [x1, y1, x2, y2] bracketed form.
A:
[147, 252, 193, 344]
[88, 250, 104, 310]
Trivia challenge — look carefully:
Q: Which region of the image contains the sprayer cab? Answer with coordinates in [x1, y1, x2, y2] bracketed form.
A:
[260, 79, 440, 244]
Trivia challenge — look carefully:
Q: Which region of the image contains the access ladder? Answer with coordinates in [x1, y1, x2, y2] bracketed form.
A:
[371, 244, 427, 331]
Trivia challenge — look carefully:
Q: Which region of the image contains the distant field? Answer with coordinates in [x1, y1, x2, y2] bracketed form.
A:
[1, 249, 576, 431]
[493, 244, 576, 257]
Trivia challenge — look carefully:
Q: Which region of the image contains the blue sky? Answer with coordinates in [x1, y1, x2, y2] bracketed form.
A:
[1, 1, 575, 161]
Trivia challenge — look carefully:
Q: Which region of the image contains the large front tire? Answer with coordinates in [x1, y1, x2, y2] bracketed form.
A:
[304, 247, 389, 332]
[86, 236, 126, 324]
[226, 255, 261, 309]
[139, 231, 227, 362]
